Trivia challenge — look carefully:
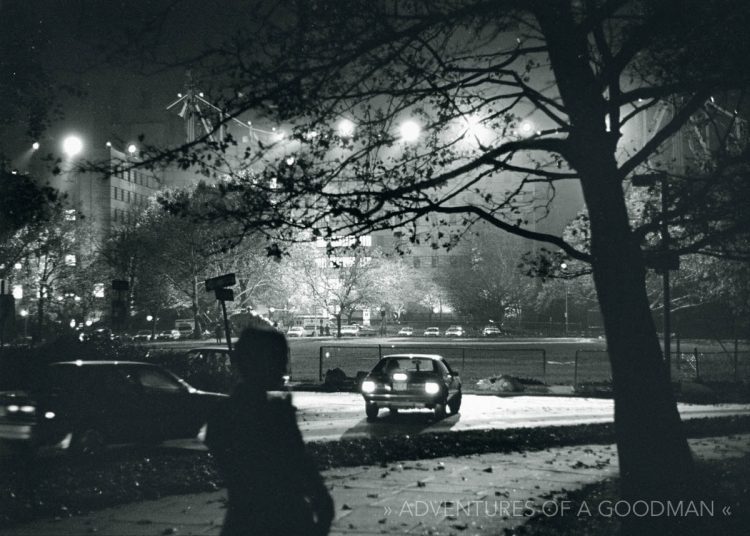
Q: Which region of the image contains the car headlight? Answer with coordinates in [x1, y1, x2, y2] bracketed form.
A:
[424, 382, 440, 395]
[361, 380, 377, 393]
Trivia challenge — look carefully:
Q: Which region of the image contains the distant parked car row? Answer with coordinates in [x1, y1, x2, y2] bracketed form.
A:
[394, 325, 506, 337]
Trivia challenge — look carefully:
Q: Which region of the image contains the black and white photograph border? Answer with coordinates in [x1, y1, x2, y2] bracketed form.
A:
[1, 1, 750, 535]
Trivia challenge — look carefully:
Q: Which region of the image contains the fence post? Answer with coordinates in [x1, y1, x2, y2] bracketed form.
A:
[694, 347, 700, 381]
[541, 349, 547, 384]
[573, 349, 579, 388]
[319, 346, 324, 383]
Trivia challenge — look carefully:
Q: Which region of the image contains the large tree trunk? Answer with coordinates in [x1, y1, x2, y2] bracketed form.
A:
[581, 157, 693, 502]
[535, 2, 693, 510]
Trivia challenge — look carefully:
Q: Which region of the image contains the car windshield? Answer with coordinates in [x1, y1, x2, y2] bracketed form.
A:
[374, 357, 437, 373]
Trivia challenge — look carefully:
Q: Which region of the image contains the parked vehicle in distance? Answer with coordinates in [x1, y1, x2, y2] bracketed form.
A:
[176, 326, 194, 339]
[287, 325, 314, 337]
[423, 327, 441, 337]
[444, 325, 465, 337]
[397, 326, 414, 336]
[339, 325, 360, 336]
[339, 324, 377, 337]
[155, 330, 179, 341]
[360, 354, 462, 420]
[133, 330, 153, 342]
[78, 327, 114, 343]
[482, 325, 503, 337]
[0, 361, 226, 455]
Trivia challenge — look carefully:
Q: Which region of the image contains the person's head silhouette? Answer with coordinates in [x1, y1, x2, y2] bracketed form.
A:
[231, 325, 289, 392]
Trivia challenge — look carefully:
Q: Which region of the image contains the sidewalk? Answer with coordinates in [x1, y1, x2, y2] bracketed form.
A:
[3, 434, 749, 536]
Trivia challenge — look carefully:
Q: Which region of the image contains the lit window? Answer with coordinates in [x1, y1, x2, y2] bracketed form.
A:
[64, 209, 76, 221]
[65, 254, 77, 267]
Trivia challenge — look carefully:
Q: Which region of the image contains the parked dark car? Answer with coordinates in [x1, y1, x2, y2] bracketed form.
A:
[360, 354, 462, 420]
[0, 360, 226, 455]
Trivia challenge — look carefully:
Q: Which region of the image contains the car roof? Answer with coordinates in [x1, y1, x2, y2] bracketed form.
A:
[51, 360, 156, 367]
[382, 353, 445, 361]
[187, 347, 231, 352]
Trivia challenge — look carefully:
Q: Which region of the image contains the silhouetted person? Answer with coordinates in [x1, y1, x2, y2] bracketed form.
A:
[206, 325, 334, 536]
[214, 324, 223, 343]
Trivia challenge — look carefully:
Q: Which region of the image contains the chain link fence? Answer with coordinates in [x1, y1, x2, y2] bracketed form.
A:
[300, 344, 750, 388]
[316, 344, 547, 384]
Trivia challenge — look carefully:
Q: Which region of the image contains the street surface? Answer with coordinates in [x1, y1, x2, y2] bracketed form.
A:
[165, 393, 750, 449]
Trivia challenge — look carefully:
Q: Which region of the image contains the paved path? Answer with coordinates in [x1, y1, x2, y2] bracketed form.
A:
[4, 434, 749, 536]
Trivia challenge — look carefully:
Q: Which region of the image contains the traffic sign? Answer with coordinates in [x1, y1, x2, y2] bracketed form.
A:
[214, 288, 234, 301]
[112, 279, 129, 291]
[205, 273, 236, 292]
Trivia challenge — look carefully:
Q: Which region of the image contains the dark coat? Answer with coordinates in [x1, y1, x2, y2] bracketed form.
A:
[206, 385, 333, 536]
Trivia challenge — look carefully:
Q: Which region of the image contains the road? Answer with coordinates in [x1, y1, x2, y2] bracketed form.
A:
[166, 393, 750, 449]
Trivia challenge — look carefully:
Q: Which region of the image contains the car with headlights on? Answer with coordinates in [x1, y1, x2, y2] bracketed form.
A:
[423, 327, 441, 337]
[360, 354, 462, 420]
[0, 361, 226, 456]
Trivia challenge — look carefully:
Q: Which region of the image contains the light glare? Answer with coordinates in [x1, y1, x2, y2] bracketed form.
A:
[337, 118, 355, 138]
[399, 120, 421, 142]
[62, 135, 83, 157]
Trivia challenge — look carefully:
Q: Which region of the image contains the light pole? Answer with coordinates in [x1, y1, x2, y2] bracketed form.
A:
[560, 263, 569, 336]
[631, 173, 678, 379]
[20, 309, 28, 339]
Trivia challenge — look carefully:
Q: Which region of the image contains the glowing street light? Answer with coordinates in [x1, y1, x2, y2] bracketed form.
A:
[517, 119, 535, 137]
[399, 120, 421, 142]
[337, 118, 355, 138]
[32, 142, 40, 151]
[62, 135, 83, 158]
[127, 143, 137, 155]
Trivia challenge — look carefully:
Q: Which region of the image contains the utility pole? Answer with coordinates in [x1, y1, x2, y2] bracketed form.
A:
[632, 173, 678, 380]
[661, 180, 671, 377]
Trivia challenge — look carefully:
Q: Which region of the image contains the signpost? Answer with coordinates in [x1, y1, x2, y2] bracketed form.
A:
[205, 273, 236, 351]
[111, 280, 129, 333]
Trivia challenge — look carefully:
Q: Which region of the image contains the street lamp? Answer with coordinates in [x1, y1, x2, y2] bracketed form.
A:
[399, 120, 421, 142]
[62, 135, 83, 158]
[337, 118, 355, 138]
[517, 119, 535, 138]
